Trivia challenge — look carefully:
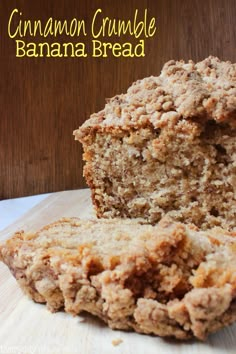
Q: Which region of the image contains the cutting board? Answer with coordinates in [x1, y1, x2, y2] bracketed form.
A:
[0, 189, 235, 354]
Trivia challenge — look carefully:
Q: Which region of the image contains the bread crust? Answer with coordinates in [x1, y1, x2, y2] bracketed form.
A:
[75, 56, 236, 140]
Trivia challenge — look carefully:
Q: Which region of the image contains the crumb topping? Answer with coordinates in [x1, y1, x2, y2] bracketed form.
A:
[1, 218, 236, 340]
[76, 56, 236, 138]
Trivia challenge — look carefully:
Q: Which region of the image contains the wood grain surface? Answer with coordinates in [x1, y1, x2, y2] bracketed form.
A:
[0, 0, 236, 199]
[0, 189, 236, 354]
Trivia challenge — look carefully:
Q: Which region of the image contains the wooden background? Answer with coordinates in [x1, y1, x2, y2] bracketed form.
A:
[0, 0, 235, 199]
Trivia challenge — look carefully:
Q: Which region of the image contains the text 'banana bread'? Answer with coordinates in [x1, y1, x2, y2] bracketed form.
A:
[74, 56, 236, 230]
[1, 217, 236, 340]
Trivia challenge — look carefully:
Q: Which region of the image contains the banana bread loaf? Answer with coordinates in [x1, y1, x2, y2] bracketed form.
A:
[74, 56, 236, 230]
[1, 217, 236, 340]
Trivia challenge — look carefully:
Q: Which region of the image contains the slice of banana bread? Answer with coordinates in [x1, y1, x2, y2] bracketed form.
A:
[74, 56, 236, 230]
[1, 217, 236, 340]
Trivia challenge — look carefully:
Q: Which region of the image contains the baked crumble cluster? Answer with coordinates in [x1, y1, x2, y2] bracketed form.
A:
[74, 56, 236, 230]
[1, 217, 236, 340]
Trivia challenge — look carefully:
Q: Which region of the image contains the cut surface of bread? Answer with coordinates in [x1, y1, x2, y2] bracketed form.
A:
[74, 56, 236, 230]
[1, 217, 236, 340]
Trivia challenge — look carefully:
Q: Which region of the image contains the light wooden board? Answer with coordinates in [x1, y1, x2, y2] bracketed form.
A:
[0, 189, 235, 354]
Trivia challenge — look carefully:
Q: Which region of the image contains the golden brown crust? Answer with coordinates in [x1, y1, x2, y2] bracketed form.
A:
[1, 217, 236, 340]
[74, 56, 236, 141]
